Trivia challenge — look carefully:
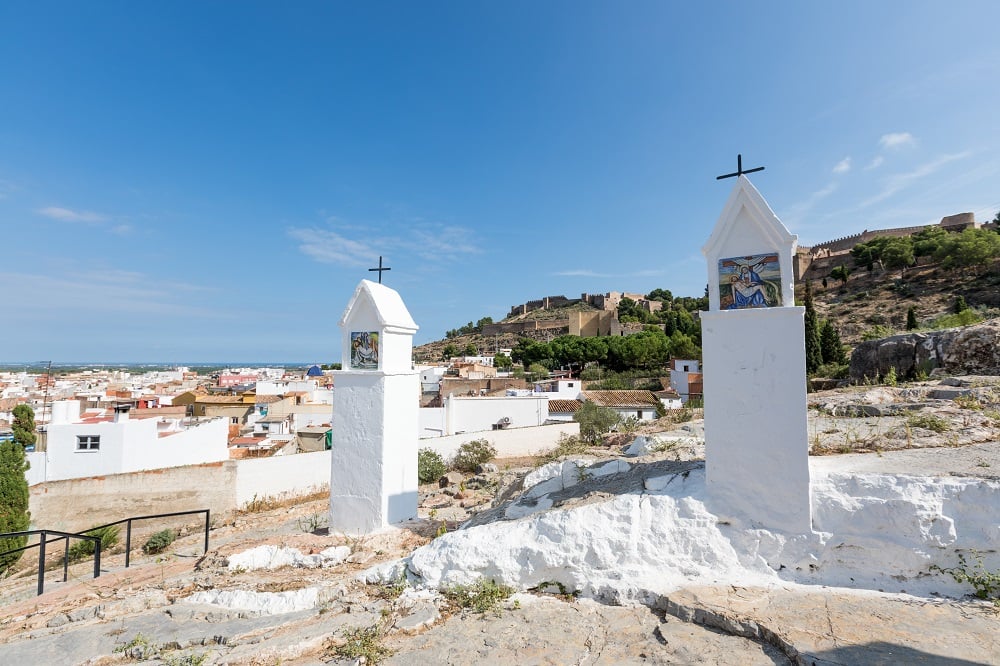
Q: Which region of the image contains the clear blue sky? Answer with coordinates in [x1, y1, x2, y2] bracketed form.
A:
[2, 1, 998, 363]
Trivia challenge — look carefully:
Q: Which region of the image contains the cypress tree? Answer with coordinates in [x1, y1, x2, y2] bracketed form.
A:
[906, 306, 919, 331]
[1, 406, 32, 573]
[820, 319, 847, 365]
[954, 296, 969, 314]
[803, 281, 823, 373]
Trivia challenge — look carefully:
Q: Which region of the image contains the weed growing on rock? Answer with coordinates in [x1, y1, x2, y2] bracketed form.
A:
[113, 633, 158, 660]
[162, 653, 209, 666]
[373, 573, 408, 601]
[907, 413, 951, 433]
[953, 394, 984, 410]
[297, 512, 328, 533]
[441, 578, 514, 616]
[332, 616, 395, 664]
[931, 551, 1000, 603]
[240, 493, 281, 513]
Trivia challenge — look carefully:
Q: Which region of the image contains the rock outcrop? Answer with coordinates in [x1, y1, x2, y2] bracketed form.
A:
[849, 319, 1000, 381]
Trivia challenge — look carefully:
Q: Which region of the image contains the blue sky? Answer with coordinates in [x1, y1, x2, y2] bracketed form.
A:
[2, 1, 998, 363]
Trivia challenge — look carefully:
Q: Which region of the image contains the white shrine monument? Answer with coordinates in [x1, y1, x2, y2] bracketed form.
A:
[329, 278, 420, 533]
[700, 168, 812, 533]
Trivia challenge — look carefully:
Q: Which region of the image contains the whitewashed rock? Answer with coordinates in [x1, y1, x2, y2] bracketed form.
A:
[226, 544, 351, 571]
[184, 587, 321, 614]
[409, 465, 1000, 601]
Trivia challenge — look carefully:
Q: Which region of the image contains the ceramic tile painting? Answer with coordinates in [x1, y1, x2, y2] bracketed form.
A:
[350, 331, 379, 369]
[718, 253, 781, 310]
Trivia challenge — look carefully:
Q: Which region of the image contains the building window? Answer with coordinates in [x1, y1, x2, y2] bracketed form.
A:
[77, 435, 100, 451]
[231, 417, 239, 424]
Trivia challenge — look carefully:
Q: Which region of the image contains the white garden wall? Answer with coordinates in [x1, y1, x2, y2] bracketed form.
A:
[421, 422, 580, 460]
[235, 450, 331, 506]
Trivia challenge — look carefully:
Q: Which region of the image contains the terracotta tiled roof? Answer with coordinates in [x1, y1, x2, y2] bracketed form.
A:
[580, 390, 660, 408]
[654, 388, 680, 398]
[254, 395, 284, 404]
[548, 399, 583, 413]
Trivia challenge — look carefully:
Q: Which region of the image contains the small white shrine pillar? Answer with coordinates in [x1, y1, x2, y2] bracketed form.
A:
[700, 175, 811, 533]
[330, 279, 419, 533]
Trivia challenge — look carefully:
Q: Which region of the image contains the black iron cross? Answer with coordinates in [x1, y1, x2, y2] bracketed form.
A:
[368, 256, 391, 284]
[716, 154, 765, 180]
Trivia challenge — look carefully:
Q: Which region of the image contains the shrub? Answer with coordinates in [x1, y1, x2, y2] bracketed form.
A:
[861, 324, 895, 341]
[417, 448, 447, 484]
[66, 524, 121, 563]
[539, 433, 589, 464]
[451, 439, 497, 473]
[927, 309, 982, 330]
[143, 529, 177, 555]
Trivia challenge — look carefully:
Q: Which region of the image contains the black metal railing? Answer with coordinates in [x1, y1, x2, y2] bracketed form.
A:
[0, 530, 101, 596]
[0, 508, 210, 596]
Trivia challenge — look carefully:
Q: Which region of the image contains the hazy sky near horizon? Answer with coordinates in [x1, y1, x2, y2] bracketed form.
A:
[2, 1, 998, 363]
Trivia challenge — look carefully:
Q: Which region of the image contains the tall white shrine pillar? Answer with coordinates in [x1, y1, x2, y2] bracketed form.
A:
[330, 279, 419, 533]
[701, 175, 812, 533]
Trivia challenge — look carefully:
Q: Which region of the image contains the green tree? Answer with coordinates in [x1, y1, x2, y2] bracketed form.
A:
[510, 338, 551, 368]
[646, 288, 673, 302]
[573, 401, 621, 443]
[668, 331, 700, 360]
[527, 363, 550, 382]
[906, 306, 919, 331]
[830, 265, 850, 285]
[463, 342, 478, 356]
[11, 404, 36, 451]
[475, 316, 493, 331]
[912, 226, 948, 257]
[935, 228, 1000, 273]
[880, 236, 915, 278]
[819, 320, 846, 364]
[803, 281, 823, 374]
[441, 343, 458, 360]
[1, 406, 32, 574]
[954, 295, 969, 314]
[493, 353, 513, 370]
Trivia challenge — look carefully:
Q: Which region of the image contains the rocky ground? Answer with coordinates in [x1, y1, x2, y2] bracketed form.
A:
[1, 378, 999, 665]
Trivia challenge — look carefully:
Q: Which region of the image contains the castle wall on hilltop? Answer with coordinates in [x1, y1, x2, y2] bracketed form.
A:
[794, 212, 990, 281]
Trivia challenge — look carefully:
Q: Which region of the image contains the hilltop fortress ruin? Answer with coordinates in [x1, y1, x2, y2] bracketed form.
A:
[483, 212, 993, 340]
[794, 211, 990, 280]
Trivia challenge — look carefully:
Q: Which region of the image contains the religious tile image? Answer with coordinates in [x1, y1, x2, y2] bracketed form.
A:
[350, 331, 379, 369]
[719, 253, 781, 310]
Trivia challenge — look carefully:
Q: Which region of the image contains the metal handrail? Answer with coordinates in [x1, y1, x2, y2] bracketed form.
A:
[0, 508, 210, 596]
[0, 530, 101, 596]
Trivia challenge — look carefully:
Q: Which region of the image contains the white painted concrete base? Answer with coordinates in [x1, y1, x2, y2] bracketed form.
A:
[329, 370, 419, 534]
[701, 307, 811, 533]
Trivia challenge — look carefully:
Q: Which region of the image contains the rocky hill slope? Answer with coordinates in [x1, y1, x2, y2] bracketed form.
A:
[806, 257, 1000, 347]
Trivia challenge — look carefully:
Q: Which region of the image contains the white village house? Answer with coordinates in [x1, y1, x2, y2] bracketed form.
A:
[28, 399, 229, 484]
